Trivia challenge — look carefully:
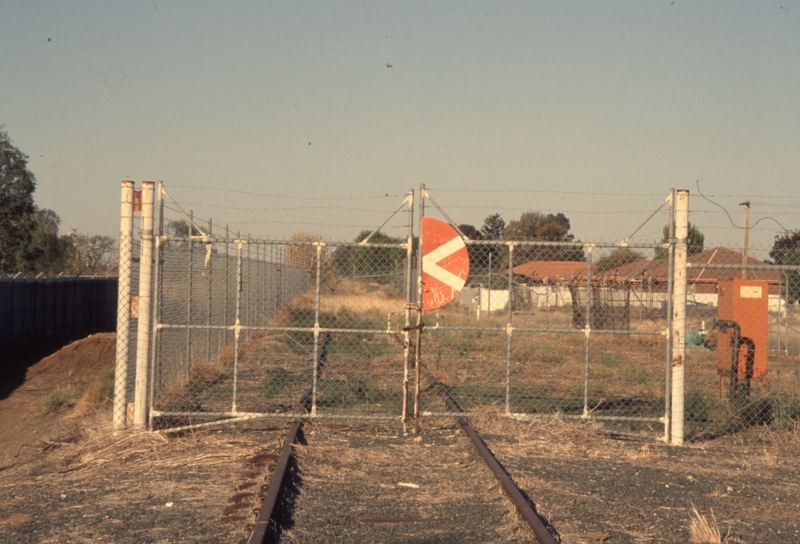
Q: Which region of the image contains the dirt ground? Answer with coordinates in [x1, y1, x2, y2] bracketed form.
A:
[278, 421, 536, 543]
[1, 334, 799, 543]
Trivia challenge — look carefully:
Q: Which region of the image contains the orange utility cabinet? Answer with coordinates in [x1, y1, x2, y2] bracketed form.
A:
[716, 278, 769, 383]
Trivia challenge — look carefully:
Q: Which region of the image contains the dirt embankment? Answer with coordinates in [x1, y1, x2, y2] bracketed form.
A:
[0, 333, 116, 470]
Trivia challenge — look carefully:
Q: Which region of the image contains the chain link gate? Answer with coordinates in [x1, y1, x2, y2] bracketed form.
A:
[137, 184, 681, 440]
[417, 239, 673, 440]
[149, 235, 415, 430]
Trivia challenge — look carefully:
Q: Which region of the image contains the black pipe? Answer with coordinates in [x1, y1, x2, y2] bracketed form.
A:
[713, 319, 755, 398]
[740, 336, 755, 398]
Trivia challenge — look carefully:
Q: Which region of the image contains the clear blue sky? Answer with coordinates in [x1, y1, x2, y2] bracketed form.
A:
[2, 1, 798, 255]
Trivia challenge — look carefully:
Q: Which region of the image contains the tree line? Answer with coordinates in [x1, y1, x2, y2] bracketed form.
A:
[1, 126, 116, 276]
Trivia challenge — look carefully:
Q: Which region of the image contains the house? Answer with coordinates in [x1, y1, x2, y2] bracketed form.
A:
[508, 247, 784, 321]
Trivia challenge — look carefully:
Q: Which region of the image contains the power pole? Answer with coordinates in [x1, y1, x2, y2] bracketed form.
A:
[740, 200, 750, 279]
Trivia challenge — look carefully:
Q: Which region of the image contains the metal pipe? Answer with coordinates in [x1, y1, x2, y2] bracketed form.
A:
[741, 200, 750, 279]
[186, 210, 194, 381]
[583, 246, 594, 418]
[664, 188, 676, 443]
[113, 180, 135, 431]
[311, 243, 323, 416]
[232, 240, 243, 413]
[505, 244, 514, 415]
[147, 181, 164, 430]
[414, 184, 425, 420]
[224, 225, 230, 349]
[134, 181, 155, 428]
[402, 189, 415, 424]
[206, 218, 212, 362]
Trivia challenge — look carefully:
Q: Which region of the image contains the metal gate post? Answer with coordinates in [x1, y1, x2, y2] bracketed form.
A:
[671, 189, 689, 445]
[147, 181, 163, 430]
[113, 180, 135, 431]
[186, 211, 194, 381]
[402, 189, 414, 424]
[311, 243, 323, 417]
[232, 240, 243, 413]
[206, 219, 212, 362]
[583, 246, 594, 418]
[664, 189, 676, 442]
[505, 243, 515, 415]
[134, 181, 155, 427]
[414, 185, 426, 420]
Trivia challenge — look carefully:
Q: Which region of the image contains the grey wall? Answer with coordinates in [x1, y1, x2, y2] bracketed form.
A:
[0, 276, 117, 345]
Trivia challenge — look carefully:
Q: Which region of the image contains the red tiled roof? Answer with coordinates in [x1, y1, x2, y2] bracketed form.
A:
[511, 247, 780, 284]
[510, 260, 587, 281]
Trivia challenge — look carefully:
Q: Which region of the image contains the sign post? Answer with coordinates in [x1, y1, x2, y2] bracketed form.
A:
[414, 210, 470, 422]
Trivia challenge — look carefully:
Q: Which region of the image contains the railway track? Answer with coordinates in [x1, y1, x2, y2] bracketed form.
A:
[244, 387, 559, 544]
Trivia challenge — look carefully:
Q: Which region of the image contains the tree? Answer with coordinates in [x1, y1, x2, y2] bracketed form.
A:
[470, 214, 506, 272]
[503, 211, 584, 263]
[480, 213, 505, 240]
[457, 224, 481, 240]
[286, 231, 327, 269]
[286, 231, 335, 285]
[654, 222, 705, 259]
[67, 232, 117, 275]
[167, 219, 201, 238]
[457, 224, 486, 272]
[333, 230, 408, 287]
[770, 230, 800, 304]
[594, 248, 645, 273]
[28, 209, 68, 274]
[0, 127, 38, 273]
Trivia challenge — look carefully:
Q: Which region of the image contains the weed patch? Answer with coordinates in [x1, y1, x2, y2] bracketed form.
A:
[38, 387, 82, 416]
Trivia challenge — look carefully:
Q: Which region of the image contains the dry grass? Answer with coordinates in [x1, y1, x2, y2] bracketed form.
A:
[4, 411, 270, 483]
[689, 504, 728, 543]
[287, 280, 405, 316]
[70, 367, 115, 416]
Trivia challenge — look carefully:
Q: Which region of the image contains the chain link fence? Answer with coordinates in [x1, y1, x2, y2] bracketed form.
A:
[682, 243, 800, 439]
[114, 183, 800, 442]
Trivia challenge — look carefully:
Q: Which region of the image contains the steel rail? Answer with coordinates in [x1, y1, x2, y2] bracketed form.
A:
[437, 386, 559, 544]
[248, 390, 310, 544]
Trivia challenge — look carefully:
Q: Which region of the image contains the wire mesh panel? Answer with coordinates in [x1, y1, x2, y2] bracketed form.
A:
[681, 243, 800, 439]
[419, 240, 670, 438]
[151, 237, 411, 429]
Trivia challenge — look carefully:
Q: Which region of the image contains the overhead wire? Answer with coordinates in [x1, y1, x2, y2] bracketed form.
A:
[167, 185, 406, 201]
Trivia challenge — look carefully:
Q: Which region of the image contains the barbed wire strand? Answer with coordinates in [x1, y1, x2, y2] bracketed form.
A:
[695, 180, 793, 233]
[167, 185, 407, 201]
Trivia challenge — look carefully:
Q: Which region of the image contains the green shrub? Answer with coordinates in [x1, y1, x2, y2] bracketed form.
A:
[37, 387, 82, 416]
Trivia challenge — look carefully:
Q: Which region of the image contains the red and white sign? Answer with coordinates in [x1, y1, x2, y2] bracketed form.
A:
[421, 217, 470, 310]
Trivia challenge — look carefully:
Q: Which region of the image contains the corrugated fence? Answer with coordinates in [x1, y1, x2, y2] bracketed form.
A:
[0, 276, 118, 345]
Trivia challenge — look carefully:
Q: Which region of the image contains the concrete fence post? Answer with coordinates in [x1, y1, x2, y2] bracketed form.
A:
[113, 181, 135, 431]
[671, 189, 689, 445]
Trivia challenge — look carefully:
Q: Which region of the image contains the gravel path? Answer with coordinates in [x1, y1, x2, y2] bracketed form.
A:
[276, 421, 536, 543]
[474, 417, 800, 543]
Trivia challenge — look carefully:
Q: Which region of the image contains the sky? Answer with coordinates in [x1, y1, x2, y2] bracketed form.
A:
[2, 1, 799, 258]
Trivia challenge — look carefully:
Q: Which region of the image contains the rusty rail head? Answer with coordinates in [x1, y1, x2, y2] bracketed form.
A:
[248, 390, 311, 544]
[438, 386, 559, 544]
